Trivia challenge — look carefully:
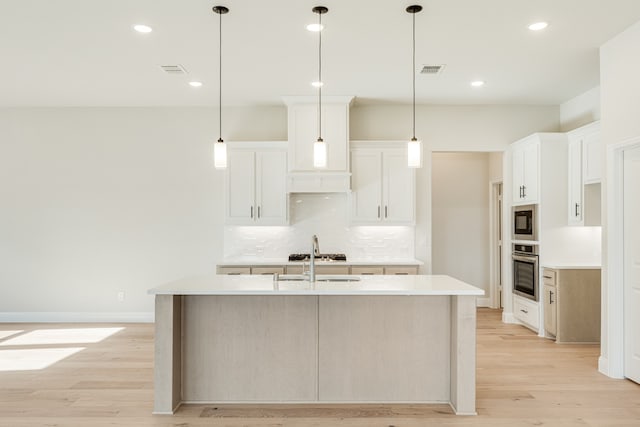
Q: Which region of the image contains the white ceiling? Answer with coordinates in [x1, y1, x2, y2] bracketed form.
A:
[2, 0, 640, 107]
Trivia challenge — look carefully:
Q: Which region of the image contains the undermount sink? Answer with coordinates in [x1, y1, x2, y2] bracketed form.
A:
[315, 275, 361, 282]
[275, 274, 360, 282]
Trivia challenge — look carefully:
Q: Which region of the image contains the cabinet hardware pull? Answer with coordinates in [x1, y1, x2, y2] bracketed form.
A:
[575, 203, 580, 217]
[385, 206, 388, 218]
[520, 309, 528, 314]
[543, 275, 553, 279]
[378, 206, 381, 218]
[550, 291, 554, 304]
[523, 186, 526, 198]
[258, 206, 261, 218]
[250, 206, 254, 218]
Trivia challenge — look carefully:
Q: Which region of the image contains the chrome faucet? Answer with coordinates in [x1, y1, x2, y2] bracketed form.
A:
[309, 235, 320, 282]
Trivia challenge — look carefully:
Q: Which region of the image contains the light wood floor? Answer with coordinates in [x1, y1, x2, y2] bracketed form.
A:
[0, 308, 638, 426]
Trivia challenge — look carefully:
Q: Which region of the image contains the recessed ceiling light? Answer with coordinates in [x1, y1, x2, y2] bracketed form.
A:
[470, 80, 485, 87]
[189, 81, 203, 88]
[133, 24, 153, 33]
[528, 22, 548, 31]
[311, 81, 323, 88]
[306, 23, 324, 32]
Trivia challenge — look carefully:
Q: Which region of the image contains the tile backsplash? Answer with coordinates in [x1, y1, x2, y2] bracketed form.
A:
[224, 193, 415, 260]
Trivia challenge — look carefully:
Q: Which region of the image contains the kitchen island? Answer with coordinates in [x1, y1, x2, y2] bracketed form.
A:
[148, 274, 483, 415]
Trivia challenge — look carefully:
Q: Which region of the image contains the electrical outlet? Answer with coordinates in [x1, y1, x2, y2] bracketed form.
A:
[117, 291, 125, 302]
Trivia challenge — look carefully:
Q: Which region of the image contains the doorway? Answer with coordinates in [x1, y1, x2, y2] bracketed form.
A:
[490, 181, 503, 308]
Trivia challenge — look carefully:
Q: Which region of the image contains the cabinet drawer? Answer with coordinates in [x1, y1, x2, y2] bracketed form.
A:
[286, 265, 350, 275]
[514, 296, 540, 330]
[384, 266, 418, 275]
[217, 267, 251, 275]
[351, 266, 384, 275]
[542, 268, 557, 287]
[251, 267, 285, 275]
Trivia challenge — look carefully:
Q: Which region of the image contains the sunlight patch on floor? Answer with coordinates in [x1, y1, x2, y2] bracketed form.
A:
[0, 331, 23, 341]
[0, 327, 124, 346]
[0, 347, 84, 371]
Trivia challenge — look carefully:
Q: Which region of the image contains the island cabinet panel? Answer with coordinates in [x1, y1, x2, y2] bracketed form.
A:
[181, 296, 318, 401]
[318, 296, 450, 402]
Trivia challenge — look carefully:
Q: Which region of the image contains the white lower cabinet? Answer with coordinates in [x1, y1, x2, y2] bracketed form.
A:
[513, 295, 540, 331]
[225, 143, 288, 225]
[350, 142, 415, 225]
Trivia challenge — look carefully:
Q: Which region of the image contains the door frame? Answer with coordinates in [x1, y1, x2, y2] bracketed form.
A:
[489, 180, 503, 309]
[602, 136, 640, 379]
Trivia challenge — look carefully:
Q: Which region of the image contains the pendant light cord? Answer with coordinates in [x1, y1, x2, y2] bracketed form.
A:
[412, 11, 416, 141]
[218, 10, 223, 142]
[318, 11, 322, 142]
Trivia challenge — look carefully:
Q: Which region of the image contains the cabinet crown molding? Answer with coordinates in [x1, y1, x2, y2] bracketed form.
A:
[282, 95, 355, 106]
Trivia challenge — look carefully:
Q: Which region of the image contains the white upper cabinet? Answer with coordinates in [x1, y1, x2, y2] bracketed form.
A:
[287, 104, 349, 172]
[567, 136, 583, 225]
[566, 121, 601, 226]
[581, 122, 602, 184]
[350, 142, 415, 225]
[512, 136, 540, 205]
[283, 96, 354, 193]
[225, 142, 288, 226]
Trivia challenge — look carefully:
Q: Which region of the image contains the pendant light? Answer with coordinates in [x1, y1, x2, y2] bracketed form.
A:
[213, 5, 229, 169]
[407, 5, 423, 168]
[312, 6, 328, 169]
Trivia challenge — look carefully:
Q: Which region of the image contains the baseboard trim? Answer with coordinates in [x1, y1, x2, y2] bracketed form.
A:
[0, 312, 154, 323]
[502, 312, 517, 324]
[476, 297, 491, 308]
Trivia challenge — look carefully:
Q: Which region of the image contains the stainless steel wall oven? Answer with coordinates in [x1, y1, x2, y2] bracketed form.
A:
[512, 243, 538, 301]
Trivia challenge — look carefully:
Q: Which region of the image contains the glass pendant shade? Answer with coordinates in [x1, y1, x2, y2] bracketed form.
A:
[214, 139, 227, 169]
[407, 138, 422, 168]
[313, 138, 327, 168]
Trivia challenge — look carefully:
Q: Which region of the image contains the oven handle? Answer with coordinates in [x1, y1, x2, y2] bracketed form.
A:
[512, 254, 538, 263]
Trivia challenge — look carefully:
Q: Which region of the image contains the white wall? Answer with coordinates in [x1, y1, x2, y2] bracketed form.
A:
[0, 107, 285, 320]
[599, 18, 640, 378]
[560, 87, 601, 132]
[0, 103, 558, 320]
[351, 104, 560, 149]
[431, 153, 490, 299]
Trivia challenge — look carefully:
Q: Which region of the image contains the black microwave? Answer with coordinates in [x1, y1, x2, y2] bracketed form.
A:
[513, 205, 537, 241]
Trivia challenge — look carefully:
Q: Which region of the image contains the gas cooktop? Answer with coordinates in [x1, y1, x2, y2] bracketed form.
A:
[288, 253, 347, 262]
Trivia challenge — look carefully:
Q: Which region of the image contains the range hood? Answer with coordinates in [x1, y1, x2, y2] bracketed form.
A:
[283, 96, 354, 193]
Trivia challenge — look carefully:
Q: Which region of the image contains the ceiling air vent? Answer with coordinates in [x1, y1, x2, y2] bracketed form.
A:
[160, 64, 188, 75]
[420, 64, 445, 75]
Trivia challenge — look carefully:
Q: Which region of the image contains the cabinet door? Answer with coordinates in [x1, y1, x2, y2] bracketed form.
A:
[226, 150, 256, 224]
[382, 151, 415, 224]
[288, 104, 348, 172]
[522, 141, 539, 203]
[568, 137, 583, 225]
[350, 150, 382, 223]
[512, 145, 525, 203]
[543, 284, 557, 337]
[256, 151, 288, 225]
[583, 130, 602, 184]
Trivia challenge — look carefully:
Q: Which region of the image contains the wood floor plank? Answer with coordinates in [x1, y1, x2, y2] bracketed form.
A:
[1, 308, 639, 426]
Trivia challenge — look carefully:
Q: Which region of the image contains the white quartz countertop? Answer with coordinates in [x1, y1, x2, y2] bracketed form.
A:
[148, 274, 484, 296]
[542, 264, 602, 270]
[217, 257, 423, 266]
